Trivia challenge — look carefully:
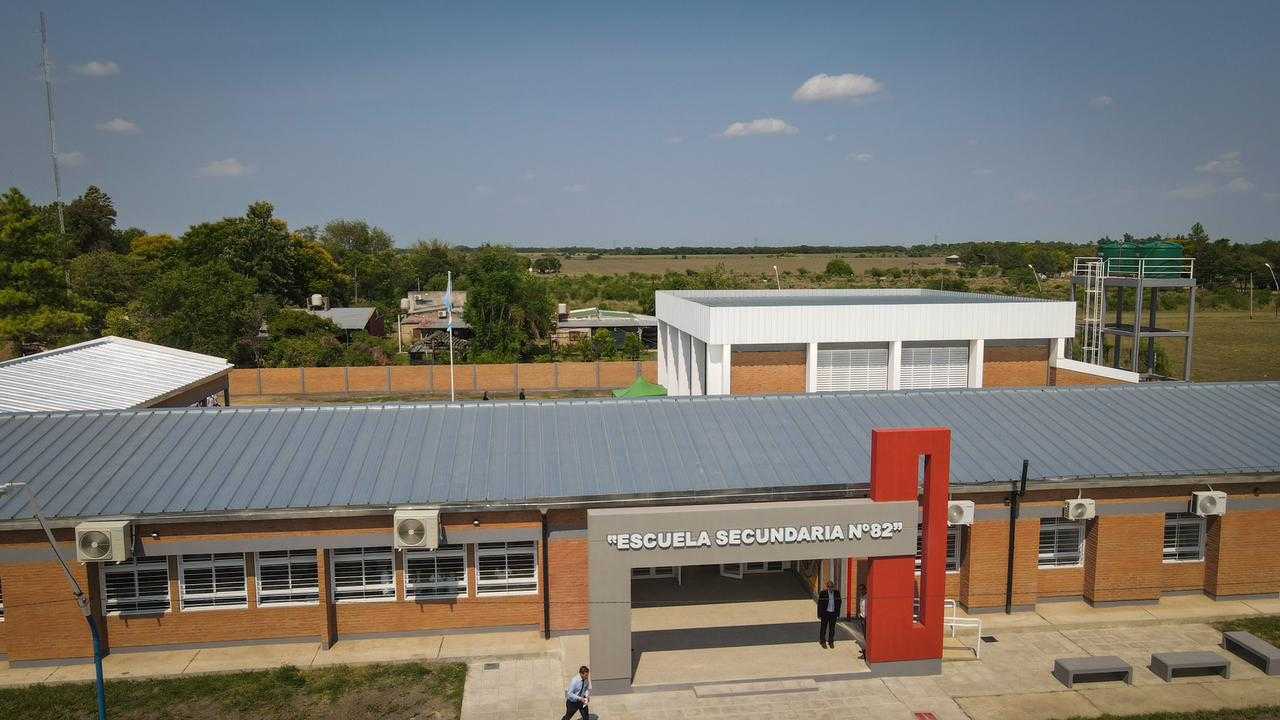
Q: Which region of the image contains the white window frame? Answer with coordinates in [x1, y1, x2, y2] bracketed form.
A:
[1038, 518, 1085, 569]
[0, 575, 5, 621]
[899, 342, 970, 389]
[101, 556, 172, 615]
[403, 544, 468, 600]
[915, 524, 964, 573]
[475, 541, 539, 597]
[744, 561, 791, 573]
[1163, 513, 1206, 563]
[631, 566, 676, 579]
[330, 546, 397, 603]
[255, 550, 320, 607]
[179, 553, 249, 611]
[815, 343, 890, 392]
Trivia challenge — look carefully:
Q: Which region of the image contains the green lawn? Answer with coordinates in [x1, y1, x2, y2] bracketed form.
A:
[0, 661, 466, 720]
[1214, 615, 1280, 646]
[1066, 710, 1280, 720]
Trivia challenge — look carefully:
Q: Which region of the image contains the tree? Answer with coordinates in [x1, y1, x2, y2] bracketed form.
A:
[824, 258, 854, 276]
[590, 328, 616, 359]
[620, 332, 646, 360]
[319, 219, 396, 303]
[67, 250, 143, 333]
[0, 188, 88, 349]
[130, 233, 178, 260]
[181, 202, 304, 302]
[463, 245, 554, 360]
[137, 260, 260, 362]
[404, 239, 466, 291]
[533, 255, 562, 274]
[65, 185, 126, 254]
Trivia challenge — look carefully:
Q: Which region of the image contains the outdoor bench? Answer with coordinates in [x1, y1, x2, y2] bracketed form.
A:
[1052, 656, 1133, 688]
[1223, 631, 1280, 675]
[1150, 651, 1230, 682]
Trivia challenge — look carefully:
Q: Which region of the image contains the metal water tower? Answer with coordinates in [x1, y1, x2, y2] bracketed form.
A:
[1069, 240, 1197, 380]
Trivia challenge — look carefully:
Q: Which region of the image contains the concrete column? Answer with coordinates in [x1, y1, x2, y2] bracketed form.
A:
[674, 329, 690, 395]
[806, 342, 819, 392]
[690, 338, 706, 395]
[706, 343, 731, 395]
[1131, 280, 1144, 373]
[1051, 337, 1067, 360]
[968, 339, 984, 388]
[656, 320, 668, 388]
[887, 341, 903, 390]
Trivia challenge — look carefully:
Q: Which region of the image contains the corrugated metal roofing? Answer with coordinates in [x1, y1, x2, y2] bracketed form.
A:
[671, 289, 1051, 307]
[0, 337, 232, 413]
[307, 307, 376, 330]
[1, 381, 1278, 523]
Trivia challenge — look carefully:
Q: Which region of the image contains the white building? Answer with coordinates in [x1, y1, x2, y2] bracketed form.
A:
[655, 289, 1130, 396]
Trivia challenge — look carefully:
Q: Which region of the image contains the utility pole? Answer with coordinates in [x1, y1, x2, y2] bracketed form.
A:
[40, 12, 66, 235]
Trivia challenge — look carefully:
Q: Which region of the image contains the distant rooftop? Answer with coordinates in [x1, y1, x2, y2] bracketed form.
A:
[0, 337, 232, 413]
[307, 307, 377, 330]
[666, 289, 1049, 308]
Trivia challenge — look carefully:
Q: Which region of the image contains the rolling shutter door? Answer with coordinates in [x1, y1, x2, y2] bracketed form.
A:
[815, 344, 889, 391]
[900, 342, 969, 389]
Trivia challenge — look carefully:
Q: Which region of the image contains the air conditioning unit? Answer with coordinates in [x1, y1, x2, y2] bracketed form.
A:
[1062, 498, 1096, 521]
[75, 520, 133, 563]
[947, 500, 975, 526]
[393, 508, 440, 550]
[1191, 490, 1227, 517]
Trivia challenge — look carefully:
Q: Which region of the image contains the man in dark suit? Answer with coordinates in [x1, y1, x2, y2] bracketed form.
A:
[817, 580, 841, 648]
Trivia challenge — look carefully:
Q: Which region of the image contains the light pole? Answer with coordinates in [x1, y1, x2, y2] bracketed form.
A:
[1026, 264, 1042, 293]
[1265, 263, 1279, 317]
[772, 265, 781, 290]
[397, 298, 410, 354]
[0, 482, 108, 720]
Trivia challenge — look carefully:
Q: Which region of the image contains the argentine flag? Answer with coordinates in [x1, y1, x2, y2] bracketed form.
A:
[443, 271, 454, 332]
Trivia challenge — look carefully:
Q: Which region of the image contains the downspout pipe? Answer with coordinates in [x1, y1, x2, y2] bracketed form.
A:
[541, 510, 551, 640]
[1005, 460, 1029, 615]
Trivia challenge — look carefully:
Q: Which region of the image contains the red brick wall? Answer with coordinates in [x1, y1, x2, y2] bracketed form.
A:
[1207, 510, 1280, 598]
[958, 518, 1039, 609]
[547, 511, 589, 632]
[730, 351, 806, 395]
[1050, 368, 1125, 386]
[983, 344, 1050, 388]
[1084, 515, 1163, 603]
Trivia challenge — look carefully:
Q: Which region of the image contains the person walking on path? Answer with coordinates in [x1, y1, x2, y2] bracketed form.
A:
[561, 665, 591, 720]
[817, 580, 842, 648]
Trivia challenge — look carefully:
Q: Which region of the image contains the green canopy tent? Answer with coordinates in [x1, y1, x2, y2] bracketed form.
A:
[612, 377, 668, 398]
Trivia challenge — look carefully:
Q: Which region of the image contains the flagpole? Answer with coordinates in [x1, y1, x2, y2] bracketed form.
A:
[446, 271, 456, 402]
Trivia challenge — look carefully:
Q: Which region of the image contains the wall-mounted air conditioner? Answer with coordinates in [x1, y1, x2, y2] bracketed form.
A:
[75, 520, 133, 562]
[393, 508, 440, 550]
[947, 500, 975, 526]
[1062, 498, 1096, 521]
[1191, 491, 1227, 517]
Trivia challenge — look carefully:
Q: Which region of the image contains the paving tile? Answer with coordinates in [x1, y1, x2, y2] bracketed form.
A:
[957, 691, 1100, 720]
[1079, 682, 1230, 715]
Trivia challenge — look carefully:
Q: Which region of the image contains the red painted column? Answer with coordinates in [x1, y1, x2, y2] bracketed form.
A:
[864, 428, 950, 664]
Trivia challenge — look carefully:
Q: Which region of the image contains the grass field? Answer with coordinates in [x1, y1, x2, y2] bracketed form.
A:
[1135, 310, 1280, 383]
[0, 662, 466, 720]
[526, 252, 948, 276]
[1062, 709, 1280, 720]
[1214, 615, 1280, 646]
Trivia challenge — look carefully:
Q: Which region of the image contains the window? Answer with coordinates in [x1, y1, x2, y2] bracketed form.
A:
[631, 567, 675, 579]
[1163, 513, 1206, 562]
[179, 553, 248, 610]
[1039, 518, 1085, 568]
[744, 561, 790, 573]
[331, 547, 396, 602]
[899, 342, 969, 389]
[102, 557, 171, 614]
[403, 545, 468, 599]
[816, 344, 889, 392]
[0, 576, 5, 621]
[915, 524, 964, 572]
[475, 542, 538, 596]
[256, 550, 320, 606]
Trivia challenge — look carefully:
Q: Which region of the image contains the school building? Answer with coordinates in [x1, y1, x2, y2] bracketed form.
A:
[1, 381, 1278, 691]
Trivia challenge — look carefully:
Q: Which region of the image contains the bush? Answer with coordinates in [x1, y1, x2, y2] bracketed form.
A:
[824, 258, 854, 276]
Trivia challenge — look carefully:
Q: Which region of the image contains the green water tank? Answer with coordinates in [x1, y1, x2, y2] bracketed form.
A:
[1136, 240, 1184, 278]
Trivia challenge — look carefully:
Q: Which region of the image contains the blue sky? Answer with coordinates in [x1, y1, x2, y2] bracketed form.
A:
[2, 1, 1278, 247]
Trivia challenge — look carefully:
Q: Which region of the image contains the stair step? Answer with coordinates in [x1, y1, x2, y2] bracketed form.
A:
[694, 678, 820, 698]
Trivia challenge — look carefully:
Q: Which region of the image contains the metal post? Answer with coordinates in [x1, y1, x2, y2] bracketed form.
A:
[1184, 286, 1196, 381]
[1131, 278, 1144, 373]
[1147, 287, 1158, 372]
[0, 482, 108, 720]
[1113, 287, 1124, 367]
[541, 511, 551, 640]
[1004, 460, 1028, 615]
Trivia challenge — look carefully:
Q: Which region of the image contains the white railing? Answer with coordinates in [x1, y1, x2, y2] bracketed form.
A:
[942, 599, 983, 658]
[1072, 256, 1195, 280]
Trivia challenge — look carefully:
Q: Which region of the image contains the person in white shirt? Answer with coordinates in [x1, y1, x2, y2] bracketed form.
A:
[561, 665, 590, 720]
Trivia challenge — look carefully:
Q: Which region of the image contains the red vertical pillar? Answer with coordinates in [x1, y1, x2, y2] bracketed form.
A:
[864, 428, 950, 664]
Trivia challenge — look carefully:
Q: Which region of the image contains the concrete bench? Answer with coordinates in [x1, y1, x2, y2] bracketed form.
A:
[1052, 656, 1133, 688]
[1223, 631, 1280, 675]
[1150, 651, 1230, 682]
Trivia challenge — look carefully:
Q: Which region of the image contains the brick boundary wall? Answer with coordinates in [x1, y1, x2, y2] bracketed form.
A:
[229, 361, 658, 400]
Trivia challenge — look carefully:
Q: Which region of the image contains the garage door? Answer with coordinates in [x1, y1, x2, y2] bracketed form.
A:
[815, 344, 889, 391]
[900, 342, 969, 389]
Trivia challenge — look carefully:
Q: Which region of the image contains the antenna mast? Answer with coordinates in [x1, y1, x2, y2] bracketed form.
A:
[40, 12, 66, 235]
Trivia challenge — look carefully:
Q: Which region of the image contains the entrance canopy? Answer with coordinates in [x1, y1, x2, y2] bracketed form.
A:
[612, 376, 668, 398]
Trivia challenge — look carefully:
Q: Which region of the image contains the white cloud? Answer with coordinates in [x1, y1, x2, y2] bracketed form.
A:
[721, 118, 798, 138]
[1226, 177, 1254, 193]
[792, 73, 883, 103]
[563, 183, 587, 193]
[55, 151, 84, 167]
[971, 167, 994, 176]
[848, 152, 873, 163]
[198, 158, 250, 177]
[1168, 182, 1216, 200]
[96, 117, 140, 134]
[72, 60, 119, 77]
[824, 134, 837, 143]
[1196, 151, 1244, 175]
[665, 136, 686, 145]
[1088, 95, 1114, 110]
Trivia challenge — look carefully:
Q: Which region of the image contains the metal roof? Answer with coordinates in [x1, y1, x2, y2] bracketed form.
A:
[669, 289, 1051, 308]
[0, 337, 232, 413]
[307, 307, 377, 330]
[2, 382, 1278, 524]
